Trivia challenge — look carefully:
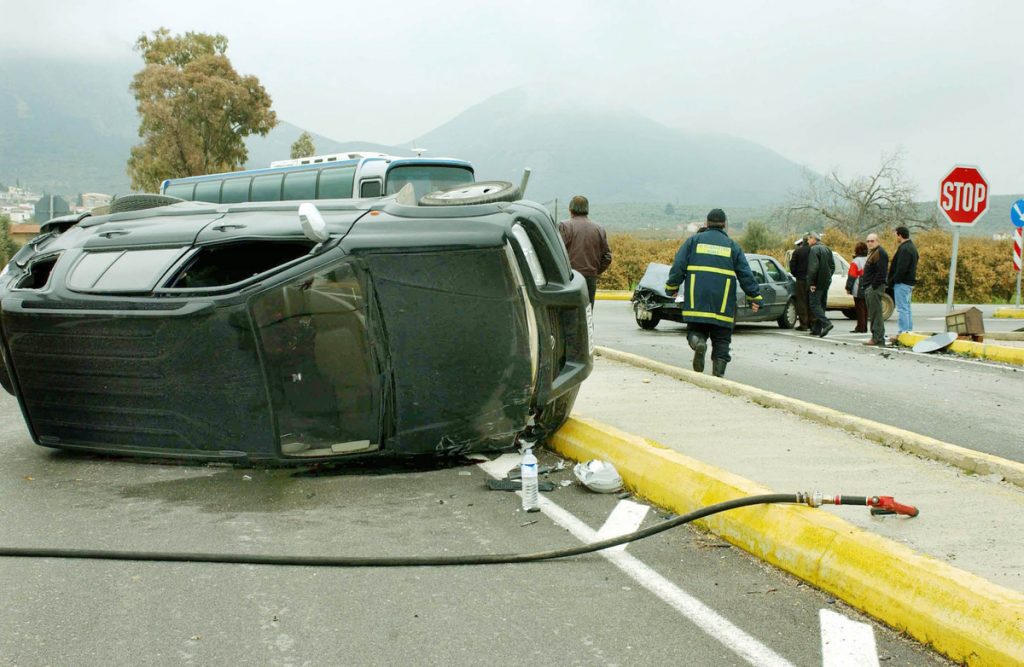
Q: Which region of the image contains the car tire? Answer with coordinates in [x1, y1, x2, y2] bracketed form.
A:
[841, 308, 857, 319]
[634, 303, 660, 330]
[419, 181, 518, 206]
[109, 193, 184, 214]
[777, 299, 797, 329]
[535, 386, 579, 439]
[882, 293, 895, 320]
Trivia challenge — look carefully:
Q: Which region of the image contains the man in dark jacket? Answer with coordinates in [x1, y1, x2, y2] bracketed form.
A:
[665, 209, 762, 377]
[558, 195, 612, 307]
[887, 225, 919, 341]
[862, 233, 890, 346]
[788, 235, 812, 331]
[806, 232, 836, 337]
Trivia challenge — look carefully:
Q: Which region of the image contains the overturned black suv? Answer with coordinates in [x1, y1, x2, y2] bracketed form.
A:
[0, 188, 592, 464]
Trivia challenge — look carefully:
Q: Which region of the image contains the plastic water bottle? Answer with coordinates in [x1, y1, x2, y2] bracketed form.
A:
[521, 447, 540, 512]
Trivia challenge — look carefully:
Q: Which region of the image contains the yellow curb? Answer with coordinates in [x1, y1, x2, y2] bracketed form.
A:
[595, 346, 1024, 488]
[551, 416, 1024, 666]
[595, 290, 633, 301]
[994, 307, 1024, 319]
[900, 332, 1024, 367]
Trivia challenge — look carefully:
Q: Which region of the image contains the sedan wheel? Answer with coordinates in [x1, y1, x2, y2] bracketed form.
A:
[634, 303, 660, 330]
[881, 293, 895, 320]
[777, 299, 797, 329]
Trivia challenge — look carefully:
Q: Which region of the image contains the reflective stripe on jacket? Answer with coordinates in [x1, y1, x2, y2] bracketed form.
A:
[665, 228, 762, 329]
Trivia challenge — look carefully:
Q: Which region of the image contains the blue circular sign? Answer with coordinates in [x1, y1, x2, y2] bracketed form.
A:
[1012, 199, 1024, 228]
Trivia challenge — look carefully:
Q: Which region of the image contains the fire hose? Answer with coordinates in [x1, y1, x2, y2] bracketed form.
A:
[0, 492, 917, 568]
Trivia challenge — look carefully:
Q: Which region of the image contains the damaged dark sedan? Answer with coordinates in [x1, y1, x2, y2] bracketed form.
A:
[0, 191, 592, 464]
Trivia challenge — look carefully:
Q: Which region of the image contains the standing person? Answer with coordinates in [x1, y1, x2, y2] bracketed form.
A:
[887, 225, 919, 343]
[846, 241, 869, 333]
[805, 232, 835, 337]
[558, 195, 612, 307]
[664, 209, 763, 378]
[789, 235, 812, 331]
[862, 233, 890, 346]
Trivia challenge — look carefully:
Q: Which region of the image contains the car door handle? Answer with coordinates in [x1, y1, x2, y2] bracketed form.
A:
[99, 230, 130, 238]
[211, 223, 247, 231]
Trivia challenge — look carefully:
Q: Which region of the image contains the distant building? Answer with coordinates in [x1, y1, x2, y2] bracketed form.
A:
[11, 223, 41, 246]
[81, 192, 112, 210]
[33, 194, 71, 222]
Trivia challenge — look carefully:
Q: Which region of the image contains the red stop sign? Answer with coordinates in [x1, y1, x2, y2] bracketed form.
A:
[938, 165, 988, 226]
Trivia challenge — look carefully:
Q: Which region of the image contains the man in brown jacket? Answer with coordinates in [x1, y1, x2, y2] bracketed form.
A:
[558, 195, 612, 306]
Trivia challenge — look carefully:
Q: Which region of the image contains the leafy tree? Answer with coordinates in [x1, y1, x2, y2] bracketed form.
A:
[663, 203, 675, 216]
[783, 149, 936, 237]
[0, 214, 18, 266]
[739, 219, 782, 253]
[127, 28, 277, 192]
[290, 132, 316, 159]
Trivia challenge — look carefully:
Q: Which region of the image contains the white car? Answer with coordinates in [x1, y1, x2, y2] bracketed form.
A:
[827, 252, 895, 321]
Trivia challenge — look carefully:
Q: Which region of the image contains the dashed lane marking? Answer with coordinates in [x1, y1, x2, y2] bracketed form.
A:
[820, 609, 880, 667]
[478, 454, 796, 667]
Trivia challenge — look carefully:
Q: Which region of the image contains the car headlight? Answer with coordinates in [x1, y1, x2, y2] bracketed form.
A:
[510, 224, 545, 287]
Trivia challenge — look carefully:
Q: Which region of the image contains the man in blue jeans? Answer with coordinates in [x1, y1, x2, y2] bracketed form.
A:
[888, 226, 919, 343]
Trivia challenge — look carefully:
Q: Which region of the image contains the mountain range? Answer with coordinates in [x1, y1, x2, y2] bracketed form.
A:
[2, 57, 1018, 237]
[0, 56, 809, 207]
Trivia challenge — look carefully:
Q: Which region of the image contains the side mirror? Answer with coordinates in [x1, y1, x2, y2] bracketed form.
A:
[298, 203, 329, 243]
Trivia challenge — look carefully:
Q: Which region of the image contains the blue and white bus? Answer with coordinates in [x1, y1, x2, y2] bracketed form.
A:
[160, 152, 475, 204]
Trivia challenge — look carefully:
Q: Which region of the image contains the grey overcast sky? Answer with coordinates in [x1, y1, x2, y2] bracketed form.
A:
[2, 0, 1022, 195]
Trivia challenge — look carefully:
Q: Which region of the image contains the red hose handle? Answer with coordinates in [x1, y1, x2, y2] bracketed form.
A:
[867, 496, 919, 517]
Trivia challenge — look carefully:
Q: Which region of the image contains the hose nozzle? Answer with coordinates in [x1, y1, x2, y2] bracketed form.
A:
[795, 492, 919, 517]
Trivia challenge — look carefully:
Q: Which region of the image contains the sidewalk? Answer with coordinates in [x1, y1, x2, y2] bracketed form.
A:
[549, 352, 1024, 665]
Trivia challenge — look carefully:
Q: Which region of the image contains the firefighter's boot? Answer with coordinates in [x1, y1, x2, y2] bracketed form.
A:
[687, 332, 707, 373]
[712, 358, 728, 377]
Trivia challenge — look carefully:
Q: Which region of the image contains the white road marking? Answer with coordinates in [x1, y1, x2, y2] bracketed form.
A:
[819, 609, 879, 667]
[480, 453, 795, 667]
[595, 499, 649, 552]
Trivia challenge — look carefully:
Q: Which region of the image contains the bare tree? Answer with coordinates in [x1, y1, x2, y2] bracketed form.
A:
[784, 149, 936, 236]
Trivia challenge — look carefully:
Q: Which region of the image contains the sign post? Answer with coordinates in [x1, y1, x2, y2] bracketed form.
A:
[1011, 199, 1024, 306]
[938, 165, 989, 312]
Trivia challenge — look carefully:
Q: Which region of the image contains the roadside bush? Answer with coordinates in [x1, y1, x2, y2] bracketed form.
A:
[599, 235, 680, 290]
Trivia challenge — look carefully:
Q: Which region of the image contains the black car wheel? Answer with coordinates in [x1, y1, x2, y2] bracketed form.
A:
[777, 299, 797, 329]
[841, 308, 857, 319]
[634, 303, 660, 330]
[109, 193, 184, 214]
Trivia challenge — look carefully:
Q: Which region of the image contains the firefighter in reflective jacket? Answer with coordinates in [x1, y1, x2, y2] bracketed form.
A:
[665, 209, 762, 377]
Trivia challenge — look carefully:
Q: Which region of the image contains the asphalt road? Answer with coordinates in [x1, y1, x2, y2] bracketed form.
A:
[0, 396, 949, 666]
[595, 301, 1024, 464]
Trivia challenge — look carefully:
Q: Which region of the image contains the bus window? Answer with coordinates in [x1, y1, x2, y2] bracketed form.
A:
[386, 165, 475, 200]
[165, 182, 196, 201]
[317, 166, 356, 199]
[360, 179, 383, 198]
[283, 170, 318, 200]
[252, 174, 284, 202]
[222, 178, 251, 204]
[194, 180, 222, 203]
